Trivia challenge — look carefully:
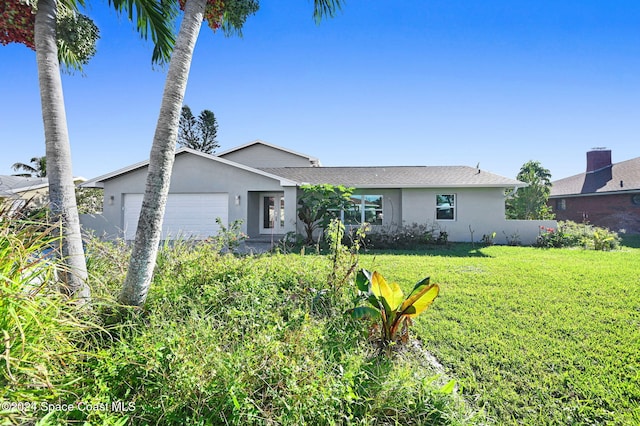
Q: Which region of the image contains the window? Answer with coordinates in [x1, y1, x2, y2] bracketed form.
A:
[436, 194, 455, 220]
[632, 194, 640, 206]
[343, 195, 383, 225]
[556, 199, 566, 211]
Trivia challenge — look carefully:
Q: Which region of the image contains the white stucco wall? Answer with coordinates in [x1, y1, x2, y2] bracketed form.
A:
[400, 187, 556, 245]
[92, 153, 295, 239]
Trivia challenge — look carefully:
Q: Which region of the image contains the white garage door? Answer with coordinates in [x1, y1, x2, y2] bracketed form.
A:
[123, 193, 228, 240]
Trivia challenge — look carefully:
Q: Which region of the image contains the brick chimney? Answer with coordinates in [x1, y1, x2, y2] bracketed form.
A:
[586, 148, 612, 173]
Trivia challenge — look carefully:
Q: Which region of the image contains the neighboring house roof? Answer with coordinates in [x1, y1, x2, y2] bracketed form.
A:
[217, 139, 321, 166]
[0, 175, 49, 197]
[550, 157, 640, 197]
[260, 166, 524, 188]
[80, 147, 299, 188]
[0, 176, 87, 201]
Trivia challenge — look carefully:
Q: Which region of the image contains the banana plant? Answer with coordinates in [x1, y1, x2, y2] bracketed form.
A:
[349, 269, 439, 345]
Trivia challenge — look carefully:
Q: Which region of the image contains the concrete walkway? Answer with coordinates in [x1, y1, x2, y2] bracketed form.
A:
[238, 235, 285, 254]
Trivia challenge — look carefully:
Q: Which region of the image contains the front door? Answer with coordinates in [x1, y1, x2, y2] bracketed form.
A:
[260, 193, 285, 234]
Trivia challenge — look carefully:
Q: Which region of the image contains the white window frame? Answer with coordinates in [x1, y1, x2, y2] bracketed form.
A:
[436, 194, 456, 221]
[341, 195, 384, 226]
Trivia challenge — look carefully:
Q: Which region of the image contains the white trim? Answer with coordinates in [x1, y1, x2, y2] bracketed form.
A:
[80, 147, 298, 188]
[435, 193, 456, 221]
[259, 192, 286, 234]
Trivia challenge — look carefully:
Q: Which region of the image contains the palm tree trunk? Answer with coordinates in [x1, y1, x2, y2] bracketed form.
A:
[119, 0, 206, 306]
[35, 0, 90, 301]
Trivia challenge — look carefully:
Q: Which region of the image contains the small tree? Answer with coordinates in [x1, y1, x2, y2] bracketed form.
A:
[178, 105, 219, 154]
[75, 187, 103, 214]
[506, 160, 555, 220]
[297, 184, 354, 244]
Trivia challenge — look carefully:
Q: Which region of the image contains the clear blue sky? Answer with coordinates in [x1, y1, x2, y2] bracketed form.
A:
[1, 0, 639, 181]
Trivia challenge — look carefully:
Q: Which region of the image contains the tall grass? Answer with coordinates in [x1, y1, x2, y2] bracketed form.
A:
[77, 246, 473, 424]
[0, 213, 93, 423]
[2, 223, 473, 424]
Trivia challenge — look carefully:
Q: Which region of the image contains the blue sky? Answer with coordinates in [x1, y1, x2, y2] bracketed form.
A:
[1, 0, 639, 181]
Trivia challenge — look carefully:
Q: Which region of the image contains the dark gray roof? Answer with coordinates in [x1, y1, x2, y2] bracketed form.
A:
[260, 166, 523, 188]
[550, 157, 640, 197]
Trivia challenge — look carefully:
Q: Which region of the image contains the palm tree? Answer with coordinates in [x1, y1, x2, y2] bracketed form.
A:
[34, 0, 89, 299]
[11, 156, 47, 177]
[119, 0, 344, 307]
[30, 0, 176, 301]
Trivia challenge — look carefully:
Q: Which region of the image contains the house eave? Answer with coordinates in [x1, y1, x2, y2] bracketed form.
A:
[549, 188, 640, 199]
[294, 183, 524, 189]
[217, 139, 320, 165]
[80, 148, 298, 188]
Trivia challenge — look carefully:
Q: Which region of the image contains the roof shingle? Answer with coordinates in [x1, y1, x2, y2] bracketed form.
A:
[260, 166, 523, 188]
[550, 157, 640, 197]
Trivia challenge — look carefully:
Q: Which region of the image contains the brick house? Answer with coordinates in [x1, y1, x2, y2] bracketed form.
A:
[549, 149, 640, 234]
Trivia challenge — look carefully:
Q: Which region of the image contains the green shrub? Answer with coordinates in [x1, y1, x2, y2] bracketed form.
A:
[210, 218, 248, 253]
[365, 222, 438, 250]
[74, 241, 470, 425]
[587, 227, 620, 251]
[535, 221, 620, 250]
[0, 216, 472, 425]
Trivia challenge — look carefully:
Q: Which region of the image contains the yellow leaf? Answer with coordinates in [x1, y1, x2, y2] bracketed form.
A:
[371, 271, 404, 309]
[402, 284, 439, 318]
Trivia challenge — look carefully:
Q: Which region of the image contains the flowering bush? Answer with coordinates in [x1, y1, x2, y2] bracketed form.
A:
[535, 221, 620, 250]
[536, 226, 566, 248]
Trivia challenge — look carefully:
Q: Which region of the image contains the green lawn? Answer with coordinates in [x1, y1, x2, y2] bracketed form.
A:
[360, 245, 640, 424]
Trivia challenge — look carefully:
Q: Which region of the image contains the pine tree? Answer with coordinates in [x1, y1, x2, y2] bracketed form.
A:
[178, 105, 219, 154]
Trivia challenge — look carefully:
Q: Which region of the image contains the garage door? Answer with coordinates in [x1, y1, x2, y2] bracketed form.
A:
[123, 193, 228, 240]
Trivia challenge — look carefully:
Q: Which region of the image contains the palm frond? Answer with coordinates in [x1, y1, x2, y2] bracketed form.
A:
[313, 0, 343, 23]
[219, 0, 260, 37]
[108, 0, 178, 65]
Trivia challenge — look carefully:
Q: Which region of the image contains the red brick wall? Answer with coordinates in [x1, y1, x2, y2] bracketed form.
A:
[550, 193, 640, 234]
